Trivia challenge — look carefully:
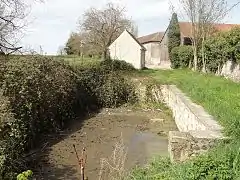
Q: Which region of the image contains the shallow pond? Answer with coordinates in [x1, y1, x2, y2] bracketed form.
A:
[34, 107, 177, 180]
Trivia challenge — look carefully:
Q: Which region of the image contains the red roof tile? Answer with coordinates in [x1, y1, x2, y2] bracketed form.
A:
[179, 22, 240, 37]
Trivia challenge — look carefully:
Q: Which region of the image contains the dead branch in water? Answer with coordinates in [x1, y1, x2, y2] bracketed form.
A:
[73, 144, 87, 180]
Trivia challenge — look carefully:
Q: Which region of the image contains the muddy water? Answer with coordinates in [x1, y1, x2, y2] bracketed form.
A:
[35, 107, 177, 180]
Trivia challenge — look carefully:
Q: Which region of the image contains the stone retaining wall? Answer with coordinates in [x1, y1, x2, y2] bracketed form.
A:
[160, 85, 224, 162]
[133, 80, 225, 162]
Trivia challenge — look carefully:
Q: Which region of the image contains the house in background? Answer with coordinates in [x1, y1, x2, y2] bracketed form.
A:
[109, 22, 240, 70]
[175, 22, 240, 45]
[108, 29, 146, 69]
[138, 32, 170, 69]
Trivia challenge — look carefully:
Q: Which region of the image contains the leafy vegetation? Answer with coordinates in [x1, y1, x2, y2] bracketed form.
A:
[170, 46, 193, 69]
[167, 13, 181, 68]
[17, 170, 33, 180]
[203, 27, 240, 73]
[130, 141, 240, 180]
[128, 69, 240, 179]
[142, 69, 240, 138]
[129, 69, 240, 179]
[0, 56, 136, 178]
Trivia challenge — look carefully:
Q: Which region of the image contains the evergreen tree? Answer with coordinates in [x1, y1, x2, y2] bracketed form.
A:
[168, 13, 181, 68]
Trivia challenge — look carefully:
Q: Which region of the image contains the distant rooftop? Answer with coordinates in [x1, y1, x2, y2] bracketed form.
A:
[179, 22, 240, 37]
[138, 32, 165, 44]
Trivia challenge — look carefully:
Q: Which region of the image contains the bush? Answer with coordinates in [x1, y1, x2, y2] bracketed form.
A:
[97, 72, 136, 107]
[99, 59, 136, 72]
[0, 56, 136, 178]
[170, 47, 180, 69]
[170, 46, 193, 69]
[1, 56, 79, 147]
[0, 92, 26, 179]
[204, 27, 240, 72]
[177, 46, 193, 68]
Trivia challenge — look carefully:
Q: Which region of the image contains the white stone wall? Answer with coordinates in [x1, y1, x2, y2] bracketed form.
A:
[109, 30, 144, 69]
[159, 85, 226, 162]
[161, 85, 223, 138]
[220, 61, 240, 82]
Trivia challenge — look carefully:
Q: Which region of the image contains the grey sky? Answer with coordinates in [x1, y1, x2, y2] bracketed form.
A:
[21, 0, 240, 55]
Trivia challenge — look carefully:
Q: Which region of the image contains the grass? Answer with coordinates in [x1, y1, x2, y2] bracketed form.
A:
[138, 69, 240, 138]
[129, 69, 240, 180]
[129, 141, 240, 180]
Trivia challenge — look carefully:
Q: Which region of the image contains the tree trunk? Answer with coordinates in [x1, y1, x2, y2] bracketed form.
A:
[216, 63, 221, 75]
[201, 37, 206, 73]
[102, 50, 107, 60]
[102, 49, 109, 60]
[193, 47, 198, 71]
[188, 59, 192, 69]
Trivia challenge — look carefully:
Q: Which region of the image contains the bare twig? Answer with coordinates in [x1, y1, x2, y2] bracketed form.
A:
[73, 144, 87, 180]
[99, 133, 128, 180]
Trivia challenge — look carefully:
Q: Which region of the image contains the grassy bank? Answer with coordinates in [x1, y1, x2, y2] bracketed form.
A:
[140, 69, 240, 138]
[130, 69, 240, 179]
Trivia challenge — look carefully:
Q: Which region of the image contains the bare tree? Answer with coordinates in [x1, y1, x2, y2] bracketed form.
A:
[79, 3, 134, 60]
[57, 45, 66, 56]
[0, 0, 42, 55]
[178, 0, 240, 71]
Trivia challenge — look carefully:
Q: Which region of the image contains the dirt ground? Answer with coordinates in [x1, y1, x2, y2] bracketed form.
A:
[33, 106, 177, 180]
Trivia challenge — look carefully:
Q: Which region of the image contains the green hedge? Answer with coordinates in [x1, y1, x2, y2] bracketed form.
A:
[0, 56, 136, 178]
[204, 27, 240, 73]
[170, 46, 193, 69]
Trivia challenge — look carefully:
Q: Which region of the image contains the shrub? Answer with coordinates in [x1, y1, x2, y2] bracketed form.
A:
[204, 32, 229, 73]
[97, 72, 136, 107]
[170, 46, 193, 69]
[170, 47, 180, 69]
[99, 59, 136, 72]
[1, 56, 79, 147]
[0, 92, 26, 179]
[204, 27, 240, 72]
[177, 45, 193, 68]
[0, 56, 136, 177]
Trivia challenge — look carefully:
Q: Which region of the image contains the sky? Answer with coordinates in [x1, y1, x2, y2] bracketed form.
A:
[21, 0, 240, 55]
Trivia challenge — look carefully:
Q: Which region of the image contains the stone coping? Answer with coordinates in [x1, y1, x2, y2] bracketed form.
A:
[162, 85, 224, 139]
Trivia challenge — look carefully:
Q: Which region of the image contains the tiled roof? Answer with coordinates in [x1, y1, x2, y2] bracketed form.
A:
[179, 22, 240, 37]
[138, 32, 164, 44]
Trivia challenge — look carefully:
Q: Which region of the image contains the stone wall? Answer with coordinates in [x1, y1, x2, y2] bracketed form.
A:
[133, 82, 225, 162]
[160, 85, 224, 162]
[220, 61, 240, 82]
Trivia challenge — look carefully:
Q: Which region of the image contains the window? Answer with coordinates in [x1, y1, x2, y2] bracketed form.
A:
[183, 37, 192, 45]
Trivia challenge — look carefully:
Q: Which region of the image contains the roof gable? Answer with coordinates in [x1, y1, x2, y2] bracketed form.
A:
[109, 30, 146, 51]
[125, 30, 146, 50]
